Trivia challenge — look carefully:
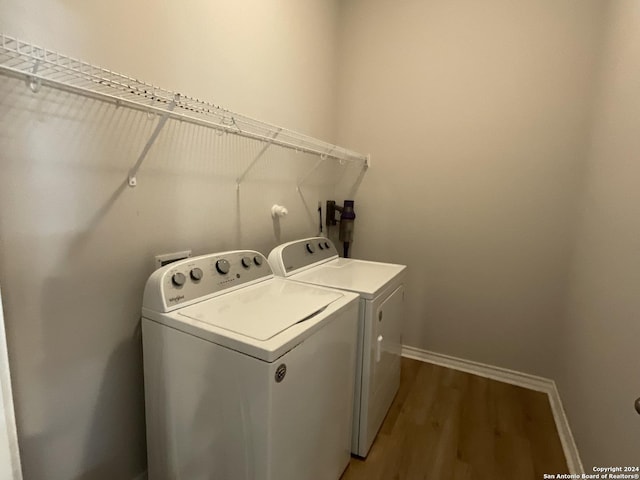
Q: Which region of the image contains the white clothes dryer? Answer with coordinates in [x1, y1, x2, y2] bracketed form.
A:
[268, 237, 406, 457]
[141, 250, 359, 480]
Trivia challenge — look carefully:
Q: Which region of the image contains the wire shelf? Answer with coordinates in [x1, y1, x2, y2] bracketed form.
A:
[0, 33, 369, 166]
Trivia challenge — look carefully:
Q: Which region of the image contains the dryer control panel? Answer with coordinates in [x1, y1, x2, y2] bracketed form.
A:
[268, 237, 339, 276]
[143, 250, 273, 312]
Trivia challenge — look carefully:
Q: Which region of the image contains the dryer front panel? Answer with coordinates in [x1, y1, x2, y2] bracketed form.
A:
[357, 283, 404, 457]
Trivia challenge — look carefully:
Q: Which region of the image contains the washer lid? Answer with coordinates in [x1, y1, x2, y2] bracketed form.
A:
[291, 258, 406, 299]
[177, 279, 342, 341]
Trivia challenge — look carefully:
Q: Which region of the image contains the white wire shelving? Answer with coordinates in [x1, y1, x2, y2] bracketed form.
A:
[0, 34, 369, 186]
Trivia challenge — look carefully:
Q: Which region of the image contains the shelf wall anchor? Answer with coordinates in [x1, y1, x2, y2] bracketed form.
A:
[128, 93, 179, 187]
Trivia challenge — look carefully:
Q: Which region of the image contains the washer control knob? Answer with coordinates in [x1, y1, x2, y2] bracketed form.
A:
[241, 256, 252, 268]
[306, 243, 315, 254]
[253, 256, 263, 266]
[324, 241, 330, 249]
[318, 242, 325, 250]
[190, 268, 203, 281]
[171, 272, 186, 287]
[216, 259, 230, 275]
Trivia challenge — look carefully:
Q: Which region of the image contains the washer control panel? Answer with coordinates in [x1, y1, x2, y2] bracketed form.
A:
[143, 250, 272, 312]
[267, 237, 338, 276]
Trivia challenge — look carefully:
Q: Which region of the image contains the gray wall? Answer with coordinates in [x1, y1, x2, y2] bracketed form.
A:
[3, 0, 639, 476]
[558, 0, 640, 467]
[335, 0, 639, 469]
[0, 1, 352, 479]
[334, 0, 606, 378]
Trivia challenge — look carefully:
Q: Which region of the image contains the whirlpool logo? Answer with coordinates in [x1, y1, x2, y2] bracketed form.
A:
[168, 295, 185, 303]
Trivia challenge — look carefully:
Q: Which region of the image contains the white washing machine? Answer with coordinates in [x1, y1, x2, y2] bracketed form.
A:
[141, 250, 359, 480]
[268, 237, 406, 458]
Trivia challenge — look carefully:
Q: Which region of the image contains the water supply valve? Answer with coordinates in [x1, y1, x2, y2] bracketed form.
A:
[271, 204, 289, 218]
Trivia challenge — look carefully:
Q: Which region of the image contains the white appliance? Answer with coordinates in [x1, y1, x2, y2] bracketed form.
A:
[268, 237, 406, 458]
[141, 250, 359, 480]
[0, 285, 22, 480]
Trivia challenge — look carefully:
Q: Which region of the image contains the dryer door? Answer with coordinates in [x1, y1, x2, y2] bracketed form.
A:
[359, 283, 404, 457]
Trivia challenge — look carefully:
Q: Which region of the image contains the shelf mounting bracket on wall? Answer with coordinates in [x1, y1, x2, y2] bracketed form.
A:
[128, 94, 179, 187]
[296, 151, 331, 192]
[236, 128, 282, 190]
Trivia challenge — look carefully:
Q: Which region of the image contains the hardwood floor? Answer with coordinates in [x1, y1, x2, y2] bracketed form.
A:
[341, 357, 568, 480]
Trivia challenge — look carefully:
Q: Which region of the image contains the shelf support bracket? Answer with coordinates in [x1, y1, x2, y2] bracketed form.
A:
[128, 94, 179, 187]
[296, 149, 333, 192]
[236, 128, 282, 190]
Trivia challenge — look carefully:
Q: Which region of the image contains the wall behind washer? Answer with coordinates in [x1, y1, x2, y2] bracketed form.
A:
[0, 2, 349, 479]
[334, 0, 607, 377]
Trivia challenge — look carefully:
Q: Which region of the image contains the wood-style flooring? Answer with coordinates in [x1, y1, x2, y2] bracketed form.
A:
[341, 357, 568, 480]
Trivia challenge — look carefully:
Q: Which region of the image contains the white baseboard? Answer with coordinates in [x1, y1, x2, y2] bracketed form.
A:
[546, 382, 584, 476]
[401, 345, 584, 475]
